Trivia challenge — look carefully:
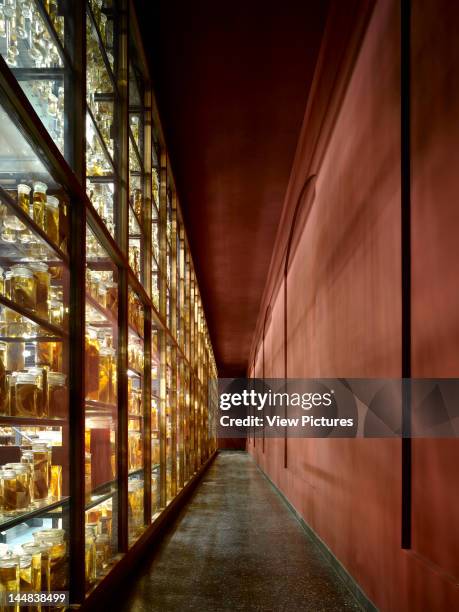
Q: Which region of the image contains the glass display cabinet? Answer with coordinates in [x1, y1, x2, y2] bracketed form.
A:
[0, 97, 70, 595]
[0, 0, 217, 606]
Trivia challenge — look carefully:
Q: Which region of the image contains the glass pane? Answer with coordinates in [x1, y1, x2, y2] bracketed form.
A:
[128, 289, 144, 545]
[85, 225, 118, 590]
[86, 3, 117, 239]
[151, 326, 160, 517]
[88, 0, 115, 71]
[0, 1, 66, 152]
[0, 98, 69, 591]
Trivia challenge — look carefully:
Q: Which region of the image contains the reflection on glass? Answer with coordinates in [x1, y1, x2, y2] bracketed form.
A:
[85, 226, 118, 589]
[0, 1, 65, 150]
[128, 289, 144, 544]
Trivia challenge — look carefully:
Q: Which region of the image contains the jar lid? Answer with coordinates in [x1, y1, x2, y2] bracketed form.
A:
[33, 181, 47, 193]
[4, 463, 28, 473]
[0, 556, 18, 568]
[96, 534, 110, 543]
[1, 469, 16, 477]
[31, 442, 50, 450]
[19, 555, 32, 568]
[100, 347, 115, 356]
[29, 262, 49, 273]
[33, 528, 65, 541]
[46, 196, 59, 208]
[48, 371, 66, 385]
[10, 265, 33, 278]
[15, 372, 38, 384]
[17, 183, 31, 194]
[21, 543, 43, 555]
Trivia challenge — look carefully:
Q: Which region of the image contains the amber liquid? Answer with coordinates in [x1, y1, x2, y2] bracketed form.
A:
[85, 336, 100, 400]
[11, 383, 38, 418]
[45, 207, 59, 245]
[33, 193, 46, 229]
[99, 353, 111, 404]
[32, 452, 50, 500]
[34, 271, 49, 320]
[12, 275, 36, 312]
[0, 350, 7, 415]
[19, 561, 41, 612]
[48, 384, 66, 418]
[18, 191, 30, 215]
[0, 564, 19, 612]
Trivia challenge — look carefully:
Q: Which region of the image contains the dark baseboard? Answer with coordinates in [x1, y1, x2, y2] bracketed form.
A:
[255, 462, 379, 612]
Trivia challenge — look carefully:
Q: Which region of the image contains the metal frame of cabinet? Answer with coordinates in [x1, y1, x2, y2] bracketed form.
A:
[0, 0, 217, 605]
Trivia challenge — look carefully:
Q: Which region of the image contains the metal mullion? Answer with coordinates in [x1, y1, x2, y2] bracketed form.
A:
[117, 265, 129, 553]
[143, 305, 152, 525]
[170, 192, 178, 498]
[158, 150, 168, 507]
[115, 0, 130, 553]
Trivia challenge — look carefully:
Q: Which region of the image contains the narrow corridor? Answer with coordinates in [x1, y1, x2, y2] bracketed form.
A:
[117, 452, 362, 612]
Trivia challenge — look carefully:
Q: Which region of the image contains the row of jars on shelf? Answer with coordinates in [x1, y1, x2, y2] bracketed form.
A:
[2, 182, 66, 250]
[0, 443, 61, 515]
[0, 361, 66, 419]
[0, 264, 64, 330]
[0, 527, 67, 597]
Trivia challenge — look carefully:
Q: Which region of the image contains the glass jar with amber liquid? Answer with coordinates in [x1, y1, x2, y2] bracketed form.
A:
[45, 195, 59, 245]
[17, 184, 31, 216]
[27, 444, 51, 501]
[0, 342, 7, 416]
[22, 542, 50, 593]
[30, 263, 50, 321]
[10, 265, 36, 312]
[32, 182, 47, 230]
[32, 529, 66, 591]
[48, 372, 66, 418]
[85, 330, 100, 401]
[3, 464, 31, 512]
[0, 555, 19, 609]
[85, 526, 97, 586]
[128, 479, 144, 534]
[19, 553, 41, 611]
[99, 347, 114, 404]
[95, 534, 111, 572]
[10, 371, 40, 418]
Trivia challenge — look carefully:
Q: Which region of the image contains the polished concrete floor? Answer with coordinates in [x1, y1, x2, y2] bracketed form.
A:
[116, 452, 363, 611]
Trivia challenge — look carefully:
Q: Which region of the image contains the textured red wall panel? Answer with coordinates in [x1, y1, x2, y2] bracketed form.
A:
[249, 0, 459, 608]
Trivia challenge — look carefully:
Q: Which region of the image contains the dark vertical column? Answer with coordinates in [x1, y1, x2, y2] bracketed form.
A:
[116, 0, 130, 553]
[158, 151, 168, 505]
[64, 0, 86, 603]
[143, 87, 152, 523]
[401, 0, 412, 550]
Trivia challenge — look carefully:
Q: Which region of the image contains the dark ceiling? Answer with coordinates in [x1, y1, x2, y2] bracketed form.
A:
[135, 0, 330, 376]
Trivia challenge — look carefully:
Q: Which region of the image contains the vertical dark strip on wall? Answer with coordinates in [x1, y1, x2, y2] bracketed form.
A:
[401, 0, 412, 550]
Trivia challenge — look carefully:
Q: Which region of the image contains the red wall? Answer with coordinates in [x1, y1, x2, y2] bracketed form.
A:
[248, 0, 459, 610]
